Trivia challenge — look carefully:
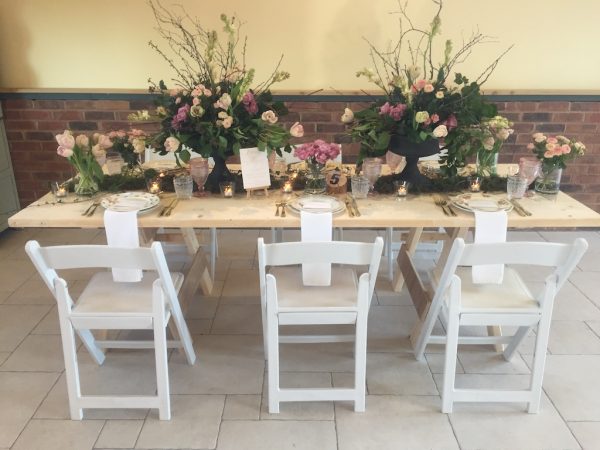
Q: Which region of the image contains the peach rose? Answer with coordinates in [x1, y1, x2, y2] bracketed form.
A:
[164, 136, 180, 152]
[222, 116, 234, 129]
[432, 124, 448, 138]
[290, 122, 304, 138]
[261, 110, 278, 124]
[424, 83, 434, 93]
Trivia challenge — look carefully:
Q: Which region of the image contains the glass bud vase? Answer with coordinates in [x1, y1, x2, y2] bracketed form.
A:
[304, 161, 327, 195]
[75, 171, 99, 196]
[535, 166, 562, 194]
[476, 150, 499, 177]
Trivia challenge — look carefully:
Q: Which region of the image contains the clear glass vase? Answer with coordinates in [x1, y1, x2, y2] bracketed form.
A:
[535, 166, 562, 194]
[476, 151, 498, 177]
[304, 161, 326, 195]
[75, 171, 99, 196]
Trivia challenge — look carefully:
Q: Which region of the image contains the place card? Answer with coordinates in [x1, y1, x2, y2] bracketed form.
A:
[239, 147, 271, 191]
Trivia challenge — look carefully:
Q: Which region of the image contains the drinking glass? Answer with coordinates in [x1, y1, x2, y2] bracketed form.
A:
[189, 158, 210, 197]
[362, 157, 382, 192]
[351, 175, 370, 199]
[173, 174, 193, 200]
[518, 157, 542, 186]
[506, 175, 529, 200]
[105, 155, 124, 175]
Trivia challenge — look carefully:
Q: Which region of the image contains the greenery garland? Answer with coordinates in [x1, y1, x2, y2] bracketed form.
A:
[373, 173, 507, 194]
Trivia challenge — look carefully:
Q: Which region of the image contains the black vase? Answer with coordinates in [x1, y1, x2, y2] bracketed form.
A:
[205, 151, 233, 193]
[389, 135, 441, 186]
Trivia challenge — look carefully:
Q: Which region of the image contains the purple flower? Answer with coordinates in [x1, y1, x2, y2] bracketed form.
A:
[242, 91, 258, 115]
[171, 104, 190, 130]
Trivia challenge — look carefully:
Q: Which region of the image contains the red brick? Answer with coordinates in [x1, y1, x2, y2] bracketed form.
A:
[300, 112, 333, 122]
[20, 110, 53, 120]
[286, 102, 322, 111]
[52, 110, 84, 120]
[505, 102, 538, 112]
[566, 123, 597, 133]
[37, 121, 68, 131]
[34, 100, 65, 109]
[65, 100, 96, 109]
[4, 120, 36, 130]
[25, 131, 55, 141]
[317, 102, 347, 112]
[316, 123, 346, 133]
[84, 111, 115, 120]
[98, 121, 130, 131]
[6, 131, 23, 141]
[512, 123, 534, 133]
[3, 99, 33, 109]
[571, 102, 600, 111]
[3, 109, 21, 120]
[493, 102, 507, 111]
[93, 100, 130, 110]
[9, 141, 41, 152]
[585, 113, 600, 122]
[553, 112, 585, 122]
[540, 102, 570, 111]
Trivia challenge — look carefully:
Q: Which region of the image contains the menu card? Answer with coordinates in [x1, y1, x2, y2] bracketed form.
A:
[239, 147, 271, 190]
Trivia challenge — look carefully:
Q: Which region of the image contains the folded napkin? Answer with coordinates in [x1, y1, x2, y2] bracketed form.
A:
[472, 210, 507, 284]
[469, 199, 500, 211]
[300, 209, 333, 286]
[104, 209, 142, 282]
[302, 201, 332, 212]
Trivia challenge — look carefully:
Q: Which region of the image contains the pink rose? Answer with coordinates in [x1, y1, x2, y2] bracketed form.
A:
[414, 79, 428, 90]
[175, 97, 181, 105]
[424, 83, 434, 93]
[192, 97, 200, 106]
[56, 146, 73, 158]
[164, 136, 180, 152]
[561, 144, 571, 154]
[444, 114, 458, 130]
[527, 143, 535, 150]
[55, 130, 75, 149]
[290, 122, 304, 137]
[242, 91, 258, 115]
[261, 110, 278, 124]
[431, 114, 440, 123]
[432, 124, 448, 138]
[544, 150, 555, 158]
[546, 137, 558, 145]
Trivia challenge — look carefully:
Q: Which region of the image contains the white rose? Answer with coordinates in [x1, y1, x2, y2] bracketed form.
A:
[341, 107, 354, 123]
[132, 138, 146, 154]
[222, 116, 234, 129]
[483, 136, 495, 151]
[261, 110, 278, 124]
[219, 93, 232, 108]
[164, 136, 180, 152]
[414, 111, 430, 123]
[432, 124, 448, 138]
[533, 132, 546, 143]
[435, 91, 444, 99]
[218, 111, 229, 119]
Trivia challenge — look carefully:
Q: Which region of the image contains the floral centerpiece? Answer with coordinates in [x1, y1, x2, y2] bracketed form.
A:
[108, 129, 148, 168]
[344, 0, 510, 183]
[449, 115, 514, 176]
[145, 1, 303, 189]
[55, 130, 109, 196]
[528, 133, 585, 193]
[293, 140, 341, 194]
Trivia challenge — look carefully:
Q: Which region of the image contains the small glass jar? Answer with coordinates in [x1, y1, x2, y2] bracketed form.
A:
[146, 177, 162, 195]
[351, 175, 370, 199]
[281, 179, 293, 194]
[394, 180, 410, 197]
[219, 181, 235, 198]
[50, 181, 68, 199]
[469, 175, 482, 192]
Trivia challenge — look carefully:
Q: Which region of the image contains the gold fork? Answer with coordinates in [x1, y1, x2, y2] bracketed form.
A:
[82, 200, 100, 216]
[280, 202, 287, 218]
[275, 203, 281, 216]
[433, 195, 450, 216]
[440, 196, 457, 216]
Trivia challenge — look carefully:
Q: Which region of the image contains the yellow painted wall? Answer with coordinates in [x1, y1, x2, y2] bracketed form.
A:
[0, 0, 598, 92]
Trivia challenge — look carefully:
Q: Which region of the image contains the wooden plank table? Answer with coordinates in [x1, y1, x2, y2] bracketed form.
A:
[9, 187, 600, 351]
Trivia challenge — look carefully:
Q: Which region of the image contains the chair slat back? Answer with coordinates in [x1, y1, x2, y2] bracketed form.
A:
[258, 240, 382, 266]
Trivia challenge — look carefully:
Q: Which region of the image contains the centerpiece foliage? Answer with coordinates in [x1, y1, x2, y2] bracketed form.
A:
[146, 0, 303, 169]
[343, 0, 511, 176]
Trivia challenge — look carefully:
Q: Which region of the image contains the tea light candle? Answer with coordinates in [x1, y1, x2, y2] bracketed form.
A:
[223, 185, 233, 197]
[55, 186, 67, 198]
[290, 171, 298, 180]
[149, 181, 160, 194]
[397, 184, 408, 197]
[470, 177, 481, 192]
[282, 180, 293, 194]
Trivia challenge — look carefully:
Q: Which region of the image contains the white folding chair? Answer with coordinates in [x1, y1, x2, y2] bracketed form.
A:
[25, 240, 196, 420]
[257, 237, 384, 413]
[414, 237, 587, 413]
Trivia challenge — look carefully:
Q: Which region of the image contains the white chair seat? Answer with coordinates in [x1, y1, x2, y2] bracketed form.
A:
[73, 271, 183, 317]
[456, 267, 538, 313]
[271, 266, 358, 311]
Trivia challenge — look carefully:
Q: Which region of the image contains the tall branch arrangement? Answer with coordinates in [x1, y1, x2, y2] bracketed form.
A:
[145, 0, 303, 164]
[344, 0, 512, 174]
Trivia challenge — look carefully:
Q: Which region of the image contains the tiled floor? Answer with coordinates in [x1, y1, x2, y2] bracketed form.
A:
[1, 227, 600, 450]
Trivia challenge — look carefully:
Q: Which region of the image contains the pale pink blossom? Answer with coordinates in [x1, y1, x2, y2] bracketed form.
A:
[261, 110, 278, 124]
[175, 97, 181, 105]
[527, 143, 535, 150]
[533, 132, 546, 143]
[413, 79, 428, 91]
[164, 136, 180, 152]
[290, 122, 304, 137]
[55, 130, 75, 149]
[341, 107, 354, 123]
[56, 146, 73, 158]
[192, 97, 201, 106]
[91, 144, 106, 158]
[96, 134, 113, 150]
[424, 83, 434, 93]
[203, 88, 212, 97]
[222, 116, 233, 129]
[214, 93, 232, 109]
[560, 144, 571, 154]
[432, 124, 448, 138]
[132, 138, 146, 154]
[435, 91, 444, 99]
[431, 114, 440, 123]
[545, 143, 557, 152]
[75, 134, 89, 148]
[546, 137, 558, 145]
[544, 150, 555, 158]
[242, 91, 258, 115]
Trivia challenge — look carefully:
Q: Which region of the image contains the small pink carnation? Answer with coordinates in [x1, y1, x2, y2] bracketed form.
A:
[527, 143, 535, 150]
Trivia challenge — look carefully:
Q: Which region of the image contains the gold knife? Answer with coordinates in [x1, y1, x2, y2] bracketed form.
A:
[345, 199, 355, 217]
[349, 195, 361, 217]
[165, 198, 179, 216]
[159, 198, 177, 217]
[510, 199, 532, 216]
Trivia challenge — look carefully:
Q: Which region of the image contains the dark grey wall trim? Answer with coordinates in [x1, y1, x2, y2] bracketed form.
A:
[0, 92, 599, 103]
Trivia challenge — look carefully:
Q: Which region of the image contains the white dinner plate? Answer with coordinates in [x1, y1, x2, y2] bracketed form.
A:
[451, 193, 513, 213]
[101, 192, 161, 213]
[288, 195, 345, 215]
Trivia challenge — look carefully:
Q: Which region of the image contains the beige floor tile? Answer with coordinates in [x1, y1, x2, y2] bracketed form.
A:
[577, 250, 600, 272]
[169, 335, 265, 394]
[221, 268, 260, 297]
[0, 352, 8, 365]
[539, 231, 600, 249]
[458, 350, 531, 374]
[229, 258, 255, 269]
[548, 321, 600, 354]
[568, 422, 600, 450]
[11, 419, 103, 450]
[223, 394, 261, 420]
[0, 259, 36, 292]
[336, 395, 458, 450]
[425, 352, 465, 374]
[367, 352, 438, 395]
[211, 304, 262, 335]
[367, 305, 418, 352]
[219, 294, 261, 305]
[544, 355, 600, 421]
[0, 304, 51, 352]
[217, 420, 337, 450]
[31, 306, 60, 334]
[0, 372, 59, 448]
[1, 334, 64, 372]
[186, 295, 218, 319]
[0, 290, 11, 304]
[34, 373, 148, 420]
[186, 318, 212, 334]
[260, 371, 335, 420]
[553, 282, 600, 321]
[136, 394, 224, 449]
[95, 419, 144, 449]
[279, 341, 354, 373]
[570, 272, 600, 307]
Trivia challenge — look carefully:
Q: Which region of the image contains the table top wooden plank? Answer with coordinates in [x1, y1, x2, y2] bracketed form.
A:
[9, 190, 600, 229]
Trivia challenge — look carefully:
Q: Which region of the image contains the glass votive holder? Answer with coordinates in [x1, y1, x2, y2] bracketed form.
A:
[219, 181, 235, 198]
[281, 178, 293, 194]
[50, 181, 68, 199]
[146, 177, 162, 195]
[469, 176, 482, 192]
[394, 180, 410, 197]
[506, 174, 529, 200]
[173, 173, 193, 199]
[351, 175, 370, 199]
[105, 154, 125, 175]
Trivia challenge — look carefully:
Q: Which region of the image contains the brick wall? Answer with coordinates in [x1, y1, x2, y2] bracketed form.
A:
[2, 97, 600, 211]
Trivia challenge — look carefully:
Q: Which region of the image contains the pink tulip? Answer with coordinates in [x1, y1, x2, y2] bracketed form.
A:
[55, 130, 75, 149]
[56, 146, 73, 158]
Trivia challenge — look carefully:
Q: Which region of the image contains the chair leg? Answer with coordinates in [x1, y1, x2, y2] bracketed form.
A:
[267, 308, 280, 413]
[76, 329, 106, 365]
[385, 227, 394, 281]
[442, 284, 461, 414]
[528, 317, 552, 413]
[62, 322, 84, 420]
[354, 312, 368, 412]
[153, 289, 171, 420]
[210, 228, 217, 280]
[503, 326, 530, 361]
